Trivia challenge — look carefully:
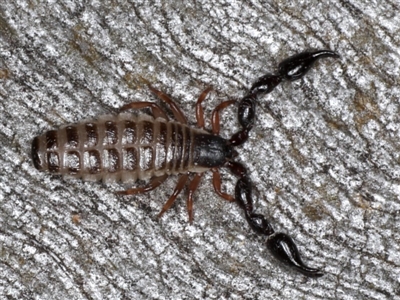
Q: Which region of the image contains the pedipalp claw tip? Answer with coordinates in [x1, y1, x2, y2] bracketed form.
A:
[314, 49, 340, 58]
[277, 49, 340, 81]
[267, 232, 324, 277]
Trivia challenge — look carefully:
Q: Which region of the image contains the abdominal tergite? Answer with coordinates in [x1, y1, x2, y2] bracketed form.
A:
[32, 50, 339, 277]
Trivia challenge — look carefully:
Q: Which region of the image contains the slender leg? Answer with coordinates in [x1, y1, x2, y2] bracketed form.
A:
[186, 173, 203, 224]
[120, 101, 169, 120]
[148, 85, 188, 124]
[116, 174, 168, 195]
[211, 100, 236, 135]
[211, 168, 234, 201]
[157, 174, 189, 218]
[195, 87, 213, 129]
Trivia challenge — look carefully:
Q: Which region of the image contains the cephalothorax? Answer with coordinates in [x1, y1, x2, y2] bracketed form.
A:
[32, 50, 338, 277]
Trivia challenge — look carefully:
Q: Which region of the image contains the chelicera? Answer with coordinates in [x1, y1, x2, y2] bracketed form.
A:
[32, 50, 339, 276]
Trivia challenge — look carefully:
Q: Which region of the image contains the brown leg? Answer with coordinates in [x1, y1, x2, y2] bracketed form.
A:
[195, 87, 213, 129]
[116, 174, 168, 195]
[119, 101, 169, 120]
[186, 173, 203, 224]
[211, 168, 234, 201]
[211, 100, 236, 135]
[157, 174, 189, 219]
[148, 85, 188, 124]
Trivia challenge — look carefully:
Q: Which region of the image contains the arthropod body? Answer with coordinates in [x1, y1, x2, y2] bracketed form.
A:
[32, 50, 339, 277]
[32, 114, 232, 182]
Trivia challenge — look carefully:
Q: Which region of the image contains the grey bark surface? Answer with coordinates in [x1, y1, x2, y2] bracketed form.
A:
[1, 1, 399, 299]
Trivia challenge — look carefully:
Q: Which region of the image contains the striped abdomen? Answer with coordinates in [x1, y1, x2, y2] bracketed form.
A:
[31, 113, 224, 183]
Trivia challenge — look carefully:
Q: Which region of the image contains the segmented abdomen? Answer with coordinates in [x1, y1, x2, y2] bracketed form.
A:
[31, 114, 209, 183]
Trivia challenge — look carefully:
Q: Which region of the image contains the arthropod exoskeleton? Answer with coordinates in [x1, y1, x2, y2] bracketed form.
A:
[32, 50, 339, 277]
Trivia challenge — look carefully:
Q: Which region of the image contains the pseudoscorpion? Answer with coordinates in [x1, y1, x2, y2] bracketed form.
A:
[32, 50, 339, 276]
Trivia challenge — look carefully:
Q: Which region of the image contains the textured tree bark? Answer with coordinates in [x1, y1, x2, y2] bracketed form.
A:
[0, 1, 399, 299]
